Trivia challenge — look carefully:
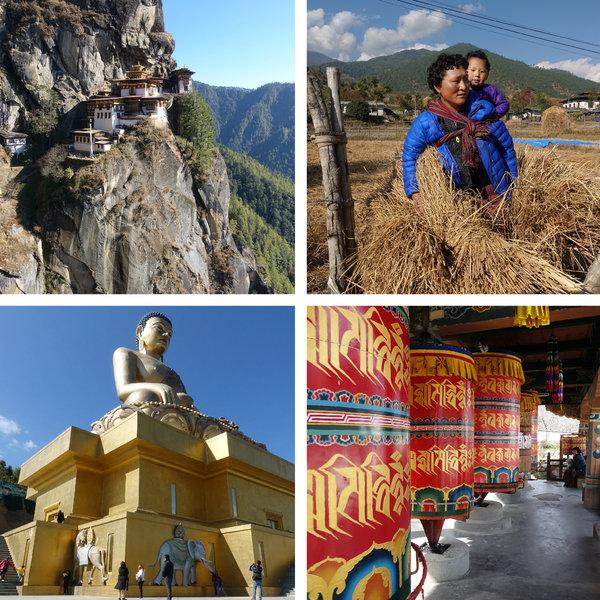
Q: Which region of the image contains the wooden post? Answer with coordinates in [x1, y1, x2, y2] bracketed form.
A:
[307, 67, 357, 293]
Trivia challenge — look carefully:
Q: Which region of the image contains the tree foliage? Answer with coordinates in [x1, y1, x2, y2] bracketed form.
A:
[220, 145, 294, 245]
[0, 460, 20, 484]
[345, 100, 371, 121]
[229, 195, 294, 293]
[26, 88, 59, 150]
[172, 91, 216, 180]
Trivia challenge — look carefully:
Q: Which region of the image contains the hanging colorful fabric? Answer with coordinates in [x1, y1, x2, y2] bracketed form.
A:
[307, 306, 412, 600]
[545, 335, 563, 403]
[514, 306, 550, 328]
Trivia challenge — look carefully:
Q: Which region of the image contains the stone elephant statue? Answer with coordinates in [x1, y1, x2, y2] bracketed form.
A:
[151, 538, 213, 586]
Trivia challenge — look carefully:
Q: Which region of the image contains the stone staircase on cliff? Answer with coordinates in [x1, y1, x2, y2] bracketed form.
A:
[0, 536, 18, 596]
[279, 561, 295, 597]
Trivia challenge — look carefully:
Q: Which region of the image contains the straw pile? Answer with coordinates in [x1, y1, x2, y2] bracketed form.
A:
[541, 106, 571, 135]
[351, 145, 600, 294]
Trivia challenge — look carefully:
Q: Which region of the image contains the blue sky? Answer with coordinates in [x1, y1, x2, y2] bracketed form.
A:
[308, 1, 600, 82]
[164, 0, 294, 88]
[0, 307, 294, 468]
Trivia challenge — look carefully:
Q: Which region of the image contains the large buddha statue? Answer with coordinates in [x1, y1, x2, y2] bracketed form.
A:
[113, 312, 194, 408]
[91, 312, 263, 449]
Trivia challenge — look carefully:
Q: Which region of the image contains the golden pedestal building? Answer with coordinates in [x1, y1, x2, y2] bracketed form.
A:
[4, 411, 294, 596]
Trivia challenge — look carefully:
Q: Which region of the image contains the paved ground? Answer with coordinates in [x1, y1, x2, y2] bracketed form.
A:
[410, 478, 600, 600]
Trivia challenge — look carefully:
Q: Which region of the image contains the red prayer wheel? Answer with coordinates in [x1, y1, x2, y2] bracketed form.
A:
[410, 344, 476, 547]
[307, 306, 412, 600]
[473, 352, 524, 494]
[531, 411, 538, 466]
[519, 410, 533, 474]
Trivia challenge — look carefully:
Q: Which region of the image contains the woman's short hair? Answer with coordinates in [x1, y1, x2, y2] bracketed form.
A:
[466, 49, 491, 71]
[427, 53, 469, 93]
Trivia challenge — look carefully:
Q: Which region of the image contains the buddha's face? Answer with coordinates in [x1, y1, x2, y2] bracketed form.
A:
[138, 317, 173, 356]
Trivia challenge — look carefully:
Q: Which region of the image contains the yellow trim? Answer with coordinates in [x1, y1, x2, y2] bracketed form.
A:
[514, 306, 550, 328]
[521, 391, 541, 412]
[410, 348, 477, 382]
[474, 352, 525, 383]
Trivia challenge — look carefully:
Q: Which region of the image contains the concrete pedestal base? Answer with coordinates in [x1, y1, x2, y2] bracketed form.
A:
[412, 536, 469, 581]
[454, 501, 511, 535]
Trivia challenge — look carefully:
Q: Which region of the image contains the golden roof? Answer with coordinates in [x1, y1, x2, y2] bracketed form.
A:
[127, 64, 148, 79]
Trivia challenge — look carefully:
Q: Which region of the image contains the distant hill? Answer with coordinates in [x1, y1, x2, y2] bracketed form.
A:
[194, 81, 294, 180]
[308, 51, 335, 66]
[311, 43, 599, 97]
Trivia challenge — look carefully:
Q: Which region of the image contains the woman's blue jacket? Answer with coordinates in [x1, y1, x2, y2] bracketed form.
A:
[402, 99, 518, 199]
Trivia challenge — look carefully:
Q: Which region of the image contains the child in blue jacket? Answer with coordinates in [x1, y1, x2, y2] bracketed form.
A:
[402, 53, 518, 207]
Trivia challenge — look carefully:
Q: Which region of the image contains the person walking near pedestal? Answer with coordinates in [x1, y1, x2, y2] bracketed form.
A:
[61, 569, 71, 595]
[0, 558, 12, 582]
[135, 565, 144, 598]
[115, 562, 129, 600]
[249, 560, 263, 600]
[162, 555, 174, 600]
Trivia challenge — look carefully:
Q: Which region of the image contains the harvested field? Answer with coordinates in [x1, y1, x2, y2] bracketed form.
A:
[307, 139, 600, 293]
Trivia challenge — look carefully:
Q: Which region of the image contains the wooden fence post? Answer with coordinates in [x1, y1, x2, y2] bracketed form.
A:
[307, 67, 357, 293]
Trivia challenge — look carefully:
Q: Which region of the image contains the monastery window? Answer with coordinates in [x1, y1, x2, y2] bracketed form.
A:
[171, 483, 177, 515]
[43, 501, 60, 522]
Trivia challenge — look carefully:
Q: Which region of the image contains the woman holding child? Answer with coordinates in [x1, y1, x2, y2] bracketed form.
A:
[402, 50, 518, 210]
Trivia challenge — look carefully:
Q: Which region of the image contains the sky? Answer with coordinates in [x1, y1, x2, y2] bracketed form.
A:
[163, 0, 294, 88]
[0, 307, 295, 467]
[307, 1, 600, 82]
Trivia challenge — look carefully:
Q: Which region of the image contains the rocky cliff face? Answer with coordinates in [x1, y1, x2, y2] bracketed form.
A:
[0, 0, 175, 131]
[0, 0, 268, 294]
[5, 123, 255, 294]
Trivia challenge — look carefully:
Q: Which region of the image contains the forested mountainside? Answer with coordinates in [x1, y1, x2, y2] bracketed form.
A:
[312, 43, 598, 97]
[194, 81, 294, 181]
[221, 146, 294, 294]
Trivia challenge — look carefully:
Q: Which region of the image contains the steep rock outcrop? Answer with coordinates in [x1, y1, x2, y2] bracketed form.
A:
[0, 0, 175, 130]
[22, 123, 254, 293]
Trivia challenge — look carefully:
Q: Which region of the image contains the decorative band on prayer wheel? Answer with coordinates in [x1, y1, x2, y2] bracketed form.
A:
[410, 344, 476, 520]
[307, 306, 412, 600]
[473, 352, 524, 494]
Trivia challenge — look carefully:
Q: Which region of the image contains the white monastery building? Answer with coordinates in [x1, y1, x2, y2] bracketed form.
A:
[71, 63, 195, 155]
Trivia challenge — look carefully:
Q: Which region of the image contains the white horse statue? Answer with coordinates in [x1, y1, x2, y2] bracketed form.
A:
[73, 528, 108, 585]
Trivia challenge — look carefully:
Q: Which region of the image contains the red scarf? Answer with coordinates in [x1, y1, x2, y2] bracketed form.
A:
[428, 99, 496, 168]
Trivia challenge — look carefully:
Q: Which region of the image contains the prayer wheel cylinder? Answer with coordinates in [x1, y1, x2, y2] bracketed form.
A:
[473, 352, 525, 494]
[531, 410, 538, 468]
[307, 306, 412, 600]
[409, 344, 476, 546]
[519, 410, 532, 474]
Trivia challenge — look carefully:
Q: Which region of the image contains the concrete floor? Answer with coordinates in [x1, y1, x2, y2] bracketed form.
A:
[411, 479, 600, 600]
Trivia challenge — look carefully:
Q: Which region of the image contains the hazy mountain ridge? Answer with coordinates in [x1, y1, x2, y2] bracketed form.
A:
[311, 43, 599, 97]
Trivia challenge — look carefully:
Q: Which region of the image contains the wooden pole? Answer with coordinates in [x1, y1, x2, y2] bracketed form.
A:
[307, 68, 357, 293]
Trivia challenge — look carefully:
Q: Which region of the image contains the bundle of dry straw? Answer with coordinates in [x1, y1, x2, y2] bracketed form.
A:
[352, 145, 599, 294]
[541, 106, 571, 135]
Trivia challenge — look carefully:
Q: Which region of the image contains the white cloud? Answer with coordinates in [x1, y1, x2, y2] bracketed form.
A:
[0, 415, 20, 436]
[358, 10, 452, 61]
[23, 440, 36, 451]
[307, 8, 324, 28]
[405, 43, 449, 52]
[536, 58, 600, 83]
[458, 3, 484, 13]
[307, 10, 360, 61]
